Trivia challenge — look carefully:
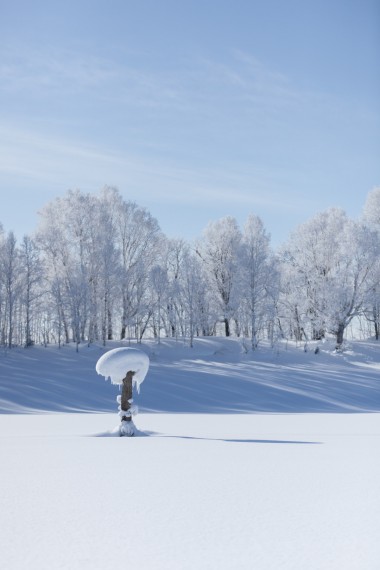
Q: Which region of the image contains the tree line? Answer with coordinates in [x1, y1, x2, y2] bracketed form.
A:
[1, 186, 380, 350]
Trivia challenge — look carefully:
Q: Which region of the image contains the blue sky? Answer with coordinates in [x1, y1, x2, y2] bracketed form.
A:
[0, 0, 379, 246]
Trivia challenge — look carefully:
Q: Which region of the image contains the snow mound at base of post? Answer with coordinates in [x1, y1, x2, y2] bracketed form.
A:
[120, 420, 136, 437]
[96, 347, 150, 391]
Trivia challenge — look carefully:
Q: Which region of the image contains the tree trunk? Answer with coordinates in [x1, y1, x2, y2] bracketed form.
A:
[224, 317, 230, 337]
[62, 311, 69, 344]
[25, 285, 33, 347]
[336, 323, 345, 350]
[107, 307, 113, 340]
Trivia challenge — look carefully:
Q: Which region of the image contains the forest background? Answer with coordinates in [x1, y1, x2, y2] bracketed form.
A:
[1, 185, 380, 352]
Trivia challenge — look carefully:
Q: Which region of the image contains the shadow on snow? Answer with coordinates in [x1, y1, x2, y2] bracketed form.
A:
[0, 339, 379, 414]
[93, 430, 322, 444]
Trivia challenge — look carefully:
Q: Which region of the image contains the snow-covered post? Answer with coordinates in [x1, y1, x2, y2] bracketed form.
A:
[120, 370, 135, 421]
[96, 347, 149, 436]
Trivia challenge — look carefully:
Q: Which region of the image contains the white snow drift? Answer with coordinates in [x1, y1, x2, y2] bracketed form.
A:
[95, 347, 149, 391]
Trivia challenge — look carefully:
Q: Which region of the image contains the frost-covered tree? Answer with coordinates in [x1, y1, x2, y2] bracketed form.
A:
[240, 214, 273, 349]
[90, 189, 121, 345]
[0, 231, 21, 347]
[163, 238, 187, 338]
[178, 246, 211, 346]
[361, 187, 380, 339]
[150, 264, 168, 343]
[36, 187, 162, 346]
[0, 224, 5, 344]
[112, 192, 161, 340]
[154, 239, 196, 338]
[362, 281, 380, 340]
[277, 255, 307, 341]
[197, 216, 242, 336]
[279, 209, 347, 342]
[19, 235, 44, 347]
[362, 187, 380, 227]
[280, 208, 379, 348]
[37, 191, 95, 348]
[328, 221, 379, 347]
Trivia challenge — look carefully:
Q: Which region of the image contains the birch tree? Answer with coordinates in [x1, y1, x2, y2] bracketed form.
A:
[19, 235, 43, 347]
[113, 196, 161, 340]
[362, 187, 380, 339]
[280, 208, 378, 348]
[240, 214, 273, 349]
[0, 231, 21, 347]
[197, 217, 241, 336]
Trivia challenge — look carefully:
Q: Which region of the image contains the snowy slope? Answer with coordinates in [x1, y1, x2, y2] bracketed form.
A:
[0, 338, 380, 569]
[0, 337, 379, 414]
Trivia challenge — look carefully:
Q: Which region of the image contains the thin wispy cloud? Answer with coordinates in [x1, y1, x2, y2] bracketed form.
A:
[0, 36, 376, 242]
[0, 122, 317, 216]
[192, 51, 307, 108]
[0, 43, 188, 111]
[0, 42, 323, 113]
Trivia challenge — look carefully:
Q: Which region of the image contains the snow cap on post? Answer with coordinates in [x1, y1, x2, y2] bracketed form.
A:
[96, 347, 150, 392]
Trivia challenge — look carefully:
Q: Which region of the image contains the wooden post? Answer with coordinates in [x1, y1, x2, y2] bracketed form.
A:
[120, 370, 135, 422]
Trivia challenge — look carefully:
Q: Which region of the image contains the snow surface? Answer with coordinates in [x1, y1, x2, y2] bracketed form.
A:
[95, 346, 149, 390]
[0, 337, 380, 569]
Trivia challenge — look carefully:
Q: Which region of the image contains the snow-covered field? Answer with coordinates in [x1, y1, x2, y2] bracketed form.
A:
[1, 338, 380, 569]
